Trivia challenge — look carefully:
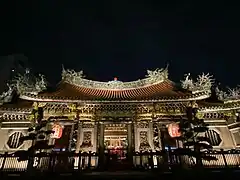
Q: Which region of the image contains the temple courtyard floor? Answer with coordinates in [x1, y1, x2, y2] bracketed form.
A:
[2, 169, 240, 179]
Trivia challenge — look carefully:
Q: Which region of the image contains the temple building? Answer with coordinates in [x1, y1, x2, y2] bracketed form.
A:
[0, 67, 240, 159]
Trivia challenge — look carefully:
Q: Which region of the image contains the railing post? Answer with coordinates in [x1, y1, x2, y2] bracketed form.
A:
[139, 151, 143, 168]
[168, 146, 173, 167]
[27, 153, 35, 175]
[149, 150, 154, 170]
[78, 152, 82, 171]
[48, 153, 53, 172]
[156, 152, 160, 169]
[0, 152, 8, 171]
[82, 155, 85, 170]
[88, 151, 92, 169]
[221, 149, 228, 168]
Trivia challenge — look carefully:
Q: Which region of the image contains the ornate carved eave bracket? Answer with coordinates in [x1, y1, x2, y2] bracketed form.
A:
[181, 73, 214, 94]
[216, 86, 240, 103]
[61, 67, 169, 90]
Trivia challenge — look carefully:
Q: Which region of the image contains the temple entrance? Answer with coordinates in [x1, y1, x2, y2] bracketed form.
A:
[104, 123, 128, 159]
[103, 123, 129, 170]
[104, 136, 127, 159]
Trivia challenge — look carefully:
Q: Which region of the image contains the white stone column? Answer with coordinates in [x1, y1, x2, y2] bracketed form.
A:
[148, 121, 154, 151]
[134, 122, 139, 152]
[158, 123, 162, 149]
[99, 123, 105, 152]
[92, 122, 98, 152]
[98, 122, 105, 169]
[127, 122, 133, 164]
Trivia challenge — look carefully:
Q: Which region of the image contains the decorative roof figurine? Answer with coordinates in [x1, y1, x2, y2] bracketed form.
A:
[181, 73, 214, 94]
[0, 83, 14, 105]
[216, 86, 240, 102]
[0, 68, 48, 103]
[12, 69, 47, 95]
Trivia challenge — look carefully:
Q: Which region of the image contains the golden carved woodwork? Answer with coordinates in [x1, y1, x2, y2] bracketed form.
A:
[38, 103, 47, 108]
[139, 131, 151, 151]
[80, 131, 93, 148]
[82, 123, 94, 129]
[137, 122, 148, 128]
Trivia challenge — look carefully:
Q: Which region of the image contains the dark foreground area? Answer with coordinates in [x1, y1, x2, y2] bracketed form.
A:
[1, 170, 240, 179]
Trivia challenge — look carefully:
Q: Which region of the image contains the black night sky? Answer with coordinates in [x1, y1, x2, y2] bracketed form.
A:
[1, 2, 240, 87]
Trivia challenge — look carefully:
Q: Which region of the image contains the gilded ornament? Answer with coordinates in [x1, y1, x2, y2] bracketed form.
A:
[68, 103, 77, 111]
[195, 112, 204, 119]
[0, 84, 14, 105]
[216, 86, 240, 101]
[33, 102, 38, 110]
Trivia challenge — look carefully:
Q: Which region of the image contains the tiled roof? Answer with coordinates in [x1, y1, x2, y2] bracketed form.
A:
[19, 80, 210, 102]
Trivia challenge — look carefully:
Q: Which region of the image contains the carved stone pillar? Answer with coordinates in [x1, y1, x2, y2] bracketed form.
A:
[68, 122, 75, 151]
[127, 122, 133, 162]
[80, 122, 94, 152]
[98, 122, 105, 169]
[134, 122, 138, 152]
[158, 124, 162, 149]
[137, 122, 151, 151]
[93, 122, 98, 152]
[148, 121, 154, 151]
[75, 122, 82, 153]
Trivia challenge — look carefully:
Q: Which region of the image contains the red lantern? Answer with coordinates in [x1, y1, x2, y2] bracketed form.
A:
[168, 123, 181, 138]
[51, 124, 63, 139]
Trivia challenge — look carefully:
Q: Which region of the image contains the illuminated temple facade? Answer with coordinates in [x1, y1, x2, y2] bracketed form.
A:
[0, 67, 240, 156]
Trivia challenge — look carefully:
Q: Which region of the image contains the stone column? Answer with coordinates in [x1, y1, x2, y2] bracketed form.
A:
[134, 122, 139, 152]
[127, 122, 133, 163]
[92, 122, 98, 152]
[158, 124, 162, 150]
[148, 121, 154, 151]
[98, 122, 105, 169]
[68, 122, 75, 151]
[75, 121, 82, 153]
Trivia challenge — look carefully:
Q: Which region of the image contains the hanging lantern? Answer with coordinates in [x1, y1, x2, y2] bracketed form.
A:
[168, 123, 181, 138]
[51, 124, 63, 139]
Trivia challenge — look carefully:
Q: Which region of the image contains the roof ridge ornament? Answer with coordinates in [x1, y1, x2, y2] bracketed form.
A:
[61, 66, 169, 90]
[216, 85, 240, 102]
[12, 69, 47, 95]
[181, 73, 214, 94]
[0, 69, 48, 104]
[0, 83, 14, 105]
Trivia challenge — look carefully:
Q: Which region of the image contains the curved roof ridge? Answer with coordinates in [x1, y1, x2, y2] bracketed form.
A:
[61, 67, 169, 90]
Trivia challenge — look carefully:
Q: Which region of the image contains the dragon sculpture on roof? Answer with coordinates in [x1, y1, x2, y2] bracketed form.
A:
[0, 69, 47, 105]
[216, 86, 240, 102]
[181, 73, 214, 94]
